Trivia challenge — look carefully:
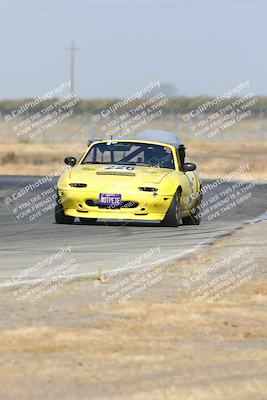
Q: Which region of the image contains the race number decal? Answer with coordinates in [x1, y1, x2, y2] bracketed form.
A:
[103, 166, 135, 171]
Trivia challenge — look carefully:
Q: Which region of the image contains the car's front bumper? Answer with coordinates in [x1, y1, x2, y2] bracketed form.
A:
[58, 189, 173, 221]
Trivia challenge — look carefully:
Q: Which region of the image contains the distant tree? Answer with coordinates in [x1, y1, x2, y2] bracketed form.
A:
[142, 83, 179, 99]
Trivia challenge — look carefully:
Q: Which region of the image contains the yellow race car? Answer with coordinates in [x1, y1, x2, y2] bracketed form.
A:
[55, 130, 202, 227]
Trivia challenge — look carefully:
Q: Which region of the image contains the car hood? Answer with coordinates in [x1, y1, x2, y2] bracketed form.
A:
[67, 164, 173, 186]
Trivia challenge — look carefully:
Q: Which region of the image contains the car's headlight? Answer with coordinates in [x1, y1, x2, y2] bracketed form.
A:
[69, 183, 87, 188]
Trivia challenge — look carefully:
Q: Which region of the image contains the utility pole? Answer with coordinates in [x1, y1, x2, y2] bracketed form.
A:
[66, 41, 78, 95]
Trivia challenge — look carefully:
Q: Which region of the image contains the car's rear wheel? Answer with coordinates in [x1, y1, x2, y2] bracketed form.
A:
[79, 217, 97, 225]
[55, 204, 75, 224]
[161, 190, 181, 227]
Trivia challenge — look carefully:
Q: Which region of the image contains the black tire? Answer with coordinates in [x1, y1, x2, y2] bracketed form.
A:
[182, 205, 201, 226]
[161, 191, 181, 227]
[79, 217, 97, 225]
[55, 204, 74, 224]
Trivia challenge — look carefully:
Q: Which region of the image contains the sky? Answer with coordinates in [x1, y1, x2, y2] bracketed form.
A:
[0, 0, 266, 99]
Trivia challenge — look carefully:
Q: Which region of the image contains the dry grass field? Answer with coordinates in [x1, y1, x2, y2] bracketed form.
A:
[0, 140, 266, 181]
[0, 116, 266, 180]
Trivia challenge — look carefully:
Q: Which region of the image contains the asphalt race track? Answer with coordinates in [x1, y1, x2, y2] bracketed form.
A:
[0, 176, 266, 287]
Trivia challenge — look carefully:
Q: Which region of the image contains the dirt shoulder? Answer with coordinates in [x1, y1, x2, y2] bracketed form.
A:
[0, 221, 267, 400]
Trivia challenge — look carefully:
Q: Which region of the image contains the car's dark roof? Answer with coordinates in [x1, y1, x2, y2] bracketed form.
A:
[135, 130, 182, 146]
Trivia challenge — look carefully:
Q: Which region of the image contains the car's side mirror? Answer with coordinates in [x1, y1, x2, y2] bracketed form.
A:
[183, 162, 196, 172]
[64, 156, 77, 167]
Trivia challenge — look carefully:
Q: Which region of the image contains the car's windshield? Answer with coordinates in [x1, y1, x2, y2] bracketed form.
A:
[81, 142, 175, 169]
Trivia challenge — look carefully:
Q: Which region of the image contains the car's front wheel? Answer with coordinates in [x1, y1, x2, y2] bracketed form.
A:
[161, 190, 181, 227]
[55, 204, 75, 224]
[182, 205, 201, 225]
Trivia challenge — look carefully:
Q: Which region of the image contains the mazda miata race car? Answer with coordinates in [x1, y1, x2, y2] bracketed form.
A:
[55, 130, 202, 227]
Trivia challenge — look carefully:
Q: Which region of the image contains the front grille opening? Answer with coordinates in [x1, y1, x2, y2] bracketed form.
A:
[121, 201, 139, 209]
[85, 199, 139, 209]
[86, 199, 99, 207]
